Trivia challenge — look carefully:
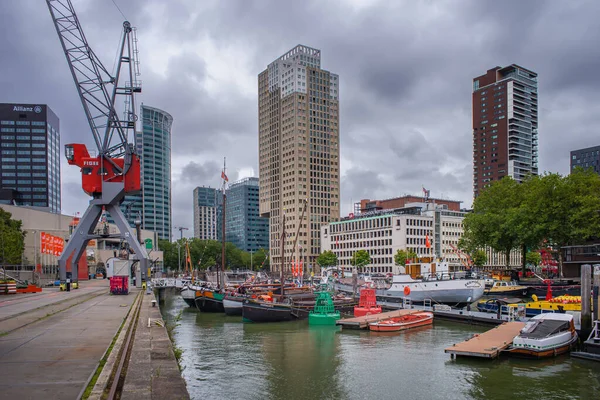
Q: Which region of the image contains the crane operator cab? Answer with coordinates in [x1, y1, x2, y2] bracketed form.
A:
[64, 143, 141, 196]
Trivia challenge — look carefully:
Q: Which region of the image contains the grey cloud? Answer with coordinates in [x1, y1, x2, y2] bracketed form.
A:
[180, 161, 221, 184]
[2, 0, 600, 236]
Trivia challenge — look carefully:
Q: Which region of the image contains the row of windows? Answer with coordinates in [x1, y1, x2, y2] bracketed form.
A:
[1, 143, 46, 148]
[0, 120, 46, 126]
[1, 172, 46, 177]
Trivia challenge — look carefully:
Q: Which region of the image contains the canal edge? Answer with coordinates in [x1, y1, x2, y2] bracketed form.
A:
[82, 291, 142, 400]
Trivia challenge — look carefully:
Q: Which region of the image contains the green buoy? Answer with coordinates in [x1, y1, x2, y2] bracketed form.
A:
[309, 292, 340, 326]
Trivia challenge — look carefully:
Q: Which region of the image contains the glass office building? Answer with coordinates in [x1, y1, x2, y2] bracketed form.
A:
[0, 103, 60, 213]
[225, 177, 269, 252]
[118, 105, 172, 240]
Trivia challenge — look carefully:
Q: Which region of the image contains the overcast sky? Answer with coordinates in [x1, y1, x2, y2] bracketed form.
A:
[2, 0, 599, 239]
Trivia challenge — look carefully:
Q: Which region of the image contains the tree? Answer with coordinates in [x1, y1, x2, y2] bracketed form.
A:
[351, 250, 371, 272]
[394, 249, 417, 267]
[463, 177, 527, 268]
[532, 169, 600, 276]
[317, 250, 338, 268]
[472, 250, 487, 268]
[0, 208, 25, 265]
[525, 251, 541, 269]
[253, 248, 269, 270]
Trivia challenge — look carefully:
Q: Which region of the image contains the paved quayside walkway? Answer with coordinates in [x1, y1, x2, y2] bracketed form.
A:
[0, 280, 136, 399]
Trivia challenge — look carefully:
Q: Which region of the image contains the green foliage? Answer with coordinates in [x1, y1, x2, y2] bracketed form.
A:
[317, 250, 338, 268]
[0, 208, 26, 265]
[463, 177, 526, 267]
[394, 249, 417, 266]
[472, 250, 488, 268]
[525, 251, 542, 267]
[463, 169, 600, 275]
[158, 237, 270, 271]
[351, 250, 371, 272]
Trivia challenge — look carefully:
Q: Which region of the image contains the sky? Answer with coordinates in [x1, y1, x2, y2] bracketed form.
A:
[1, 0, 599, 239]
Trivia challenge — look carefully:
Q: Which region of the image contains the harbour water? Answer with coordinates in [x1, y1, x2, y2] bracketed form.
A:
[162, 292, 600, 400]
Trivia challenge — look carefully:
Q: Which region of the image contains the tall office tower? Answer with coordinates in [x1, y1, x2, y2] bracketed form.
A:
[258, 45, 340, 273]
[193, 186, 222, 240]
[570, 145, 600, 174]
[136, 105, 173, 240]
[472, 65, 538, 198]
[0, 103, 61, 213]
[225, 177, 269, 253]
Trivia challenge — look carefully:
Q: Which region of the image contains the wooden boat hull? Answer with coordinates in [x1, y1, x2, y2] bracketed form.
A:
[242, 300, 311, 322]
[369, 312, 433, 332]
[194, 290, 225, 313]
[181, 287, 197, 307]
[223, 297, 244, 316]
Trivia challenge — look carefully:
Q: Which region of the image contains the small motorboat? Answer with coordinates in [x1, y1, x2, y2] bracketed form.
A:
[369, 312, 433, 332]
[506, 313, 578, 358]
[484, 280, 529, 296]
[354, 288, 382, 317]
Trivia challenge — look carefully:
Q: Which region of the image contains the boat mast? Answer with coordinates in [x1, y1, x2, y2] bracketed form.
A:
[220, 157, 227, 290]
[280, 212, 286, 297]
[291, 199, 308, 286]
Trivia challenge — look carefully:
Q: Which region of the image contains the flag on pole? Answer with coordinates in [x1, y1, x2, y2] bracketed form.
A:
[221, 170, 228, 182]
[425, 235, 431, 249]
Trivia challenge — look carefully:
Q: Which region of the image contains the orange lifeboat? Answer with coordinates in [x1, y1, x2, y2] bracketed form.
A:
[369, 312, 434, 332]
[354, 288, 382, 317]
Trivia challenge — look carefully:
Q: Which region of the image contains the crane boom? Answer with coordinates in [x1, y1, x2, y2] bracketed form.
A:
[47, 0, 149, 290]
[46, 0, 139, 161]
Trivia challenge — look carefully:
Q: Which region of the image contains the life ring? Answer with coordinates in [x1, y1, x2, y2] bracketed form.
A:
[404, 286, 411, 296]
[333, 272, 339, 279]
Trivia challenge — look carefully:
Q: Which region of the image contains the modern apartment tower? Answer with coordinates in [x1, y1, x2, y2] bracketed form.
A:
[134, 105, 173, 240]
[193, 186, 221, 240]
[472, 65, 538, 198]
[0, 103, 61, 213]
[225, 177, 269, 252]
[258, 45, 341, 273]
[570, 145, 600, 174]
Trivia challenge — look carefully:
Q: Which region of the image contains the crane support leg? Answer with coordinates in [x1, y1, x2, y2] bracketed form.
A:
[58, 182, 149, 286]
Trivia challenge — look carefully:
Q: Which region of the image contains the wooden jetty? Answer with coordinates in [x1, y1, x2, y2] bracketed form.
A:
[336, 309, 420, 330]
[444, 321, 526, 359]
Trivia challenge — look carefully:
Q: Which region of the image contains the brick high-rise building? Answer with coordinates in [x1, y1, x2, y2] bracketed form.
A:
[258, 45, 340, 273]
[472, 65, 538, 198]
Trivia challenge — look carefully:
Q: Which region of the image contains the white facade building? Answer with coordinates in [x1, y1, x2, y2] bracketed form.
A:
[321, 202, 522, 274]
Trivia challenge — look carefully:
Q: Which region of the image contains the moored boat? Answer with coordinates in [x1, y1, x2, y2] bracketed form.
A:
[242, 298, 310, 322]
[379, 274, 485, 305]
[194, 288, 225, 313]
[223, 295, 244, 316]
[181, 285, 197, 307]
[477, 294, 581, 317]
[484, 280, 529, 297]
[505, 313, 578, 358]
[369, 311, 434, 332]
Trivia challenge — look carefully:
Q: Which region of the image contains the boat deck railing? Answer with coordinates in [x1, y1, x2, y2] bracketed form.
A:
[588, 320, 600, 342]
